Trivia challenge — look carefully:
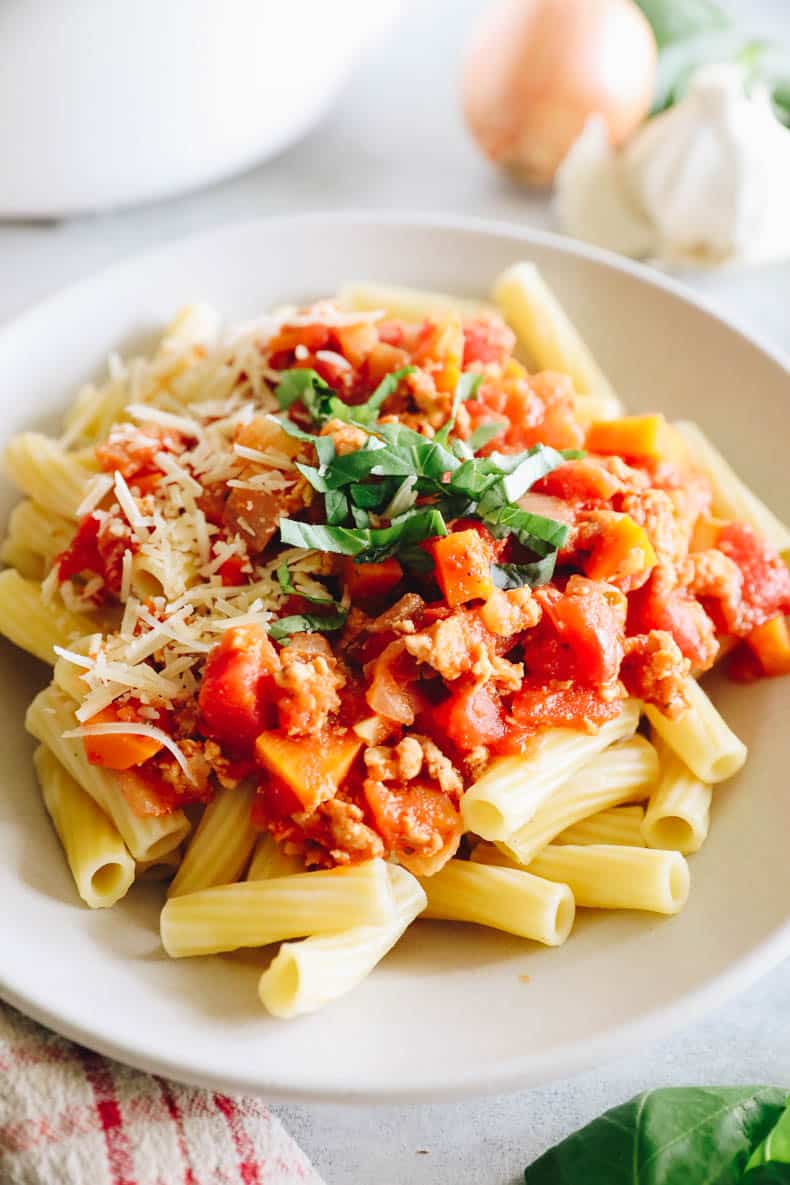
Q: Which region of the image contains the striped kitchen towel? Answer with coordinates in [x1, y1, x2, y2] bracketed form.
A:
[0, 1001, 324, 1185]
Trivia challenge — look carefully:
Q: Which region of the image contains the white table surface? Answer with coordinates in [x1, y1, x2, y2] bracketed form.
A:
[1, 1, 788, 1180]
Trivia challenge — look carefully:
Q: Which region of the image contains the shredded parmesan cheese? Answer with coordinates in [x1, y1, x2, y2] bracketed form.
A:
[63, 722, 195, 783]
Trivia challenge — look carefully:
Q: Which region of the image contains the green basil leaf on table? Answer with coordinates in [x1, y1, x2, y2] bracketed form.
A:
[523, 1087, 788, 1185]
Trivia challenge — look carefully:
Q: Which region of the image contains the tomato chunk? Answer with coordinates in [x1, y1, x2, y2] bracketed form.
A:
[198, 624, 279, 750]
[535, 576, 626, 686]
[434, 683, 505, 751]
[363, 778, 461, 874]
[509, 686, 622, 737]
[717, 523, 790, 632]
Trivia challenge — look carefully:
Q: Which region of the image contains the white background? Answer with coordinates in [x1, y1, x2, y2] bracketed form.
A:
[1, 1, 788, 1181]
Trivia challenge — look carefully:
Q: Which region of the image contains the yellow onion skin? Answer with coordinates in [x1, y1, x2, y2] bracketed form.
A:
[463, 0, 657, 187]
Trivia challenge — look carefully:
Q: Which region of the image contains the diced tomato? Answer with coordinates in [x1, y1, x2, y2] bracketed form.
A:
[117, 766, 182, 816]
[507, 686, 622, 739]
[267, 323, 332, 357]
[363, 778, 461, 873]
[716, 523, 790, 632]
[628, 570, 719, 671]
[376, 321, 406, 348]
[217, 554, 249, 587]
[466, 371, 584, 454]
[725, 641, 765, 684]
[250, 775, 304, 828]
[434, 682, 505, 751]
[343, 557, 403, 601]
[55, 512, 130, 596]
[462, 317, 516, 367]
[532, 576, 626, 686]
[95, 422, 184, 480]
[198, 624, 279, 751]
[535, 458, 621, 505]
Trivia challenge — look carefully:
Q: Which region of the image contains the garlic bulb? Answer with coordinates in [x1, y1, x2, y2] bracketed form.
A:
[556, 64, 790, 266]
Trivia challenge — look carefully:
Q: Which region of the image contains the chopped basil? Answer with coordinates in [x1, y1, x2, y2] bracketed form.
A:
[324, 489, 348, 525]
[275, 368, 334, 412]
[491, 554, 557, 589]
[275, 366, 414, 428]
[467, 421, 505, 452]
[269, 610, 348, 642]
[482, 503, 569, 555]
[275, 564, 338, 606]
[280, 507, 447, 562]
[434, 372, 483, 445]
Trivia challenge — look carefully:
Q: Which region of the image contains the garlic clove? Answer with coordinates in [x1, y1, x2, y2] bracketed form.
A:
[554, 116, 656, 258]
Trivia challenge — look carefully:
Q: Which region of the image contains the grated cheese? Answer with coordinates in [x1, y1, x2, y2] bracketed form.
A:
[126, 403, 203, 438]
[113, 471, 151, 541]
[75, 473, 115, 518]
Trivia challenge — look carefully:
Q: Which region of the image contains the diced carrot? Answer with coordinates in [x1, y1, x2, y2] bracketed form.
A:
[746, 614, 790, 677]
[586, 415, 672, 459]
[83, 706, 164, 770]
[343, 557, 403, 600]
[255, 731, 362, 812]
[431, 529, 495, 607]
[583, 514, 657, 583]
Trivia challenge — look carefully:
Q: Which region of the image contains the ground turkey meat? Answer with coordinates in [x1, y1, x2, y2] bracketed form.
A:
[274, 643, 346, 735]
[620, 630, 691, 717]
[364, 734, 463, 796]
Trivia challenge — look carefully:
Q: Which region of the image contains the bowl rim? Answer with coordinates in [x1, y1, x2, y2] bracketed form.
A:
[0, 209, 788, 1103]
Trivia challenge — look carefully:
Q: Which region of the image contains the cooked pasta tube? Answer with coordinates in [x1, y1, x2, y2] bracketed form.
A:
[160, 859, 395, 958]
[26, 684, 189, 863]
[461, 699, 640, 841]
[419, 859, 575, 946]
[1, 499, 74, 566]
[137, 849, 183, 882]
[0, 570, 95, 664]
[499, 735, 658, 865]
[675, 421, 790, 558]
[493, 262, 623, 415]
[556, 805, 645, 847]
[336, 281, 496, 322]
[644, 677, 747, 784]
[642, 740, 712, 854]
[33, 745, 135, 909]
[168, 782, 258, 898]
[246, 833, 304, 881]
[259, 865, 426, 1018]
[3, 432, 96, 518]
[524, 845, 689, 914]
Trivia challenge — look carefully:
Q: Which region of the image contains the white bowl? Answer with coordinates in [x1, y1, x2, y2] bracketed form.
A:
[0, 213, 788, 1101]
[0, 1, 399, 217]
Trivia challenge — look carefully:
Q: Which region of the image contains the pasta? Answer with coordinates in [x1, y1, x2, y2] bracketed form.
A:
[259, 864, 426, 1017]
[34, 745, 135, 909]
[642, 739, 712, 854]
[643, 676, 747, 784]
[160, 859, 395, 958]
[0, 570, 95, 664]
[556, 804, 646, 847]
[0, 265, 785, 1016]
[675, 420, 790, 559]
[461, 700, 640, 842]
[168, 781, 258, 898]
[474, 842, 690, 915]
[493, 262, 623, 418]
[420, 859, 575, 946]
[499, 734, 658, 865]
[26, 684, 189, 862]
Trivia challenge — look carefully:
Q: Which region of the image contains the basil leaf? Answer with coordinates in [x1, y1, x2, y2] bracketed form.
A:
[468, 422, 506, 452]
[482, 504, 569, 555]
[434, 372, 483, 446]
[634, 0, 729, 49]
[272, 413, 336, 466]
[373, 422, 461, 480]
[747, 1100, 790, 1171]
[275, 564, 337, 606]
[324, 489, 348, 525]
[275, 369, 334, 412]
[351, 366, 415, 425]
[350, 504, 370, 528]
[382, 475, 418, 519]
[523, 1087, 788, 1185]
[279, 507, 447, 560]
[491, 554, 557, 589]
[349, 480, 396, 510]
[743, 1167, 790, 1184]
[269, 610, 347, 642]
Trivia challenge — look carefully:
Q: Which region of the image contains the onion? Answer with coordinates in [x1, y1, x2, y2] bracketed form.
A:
[462, 0, 657, 187]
